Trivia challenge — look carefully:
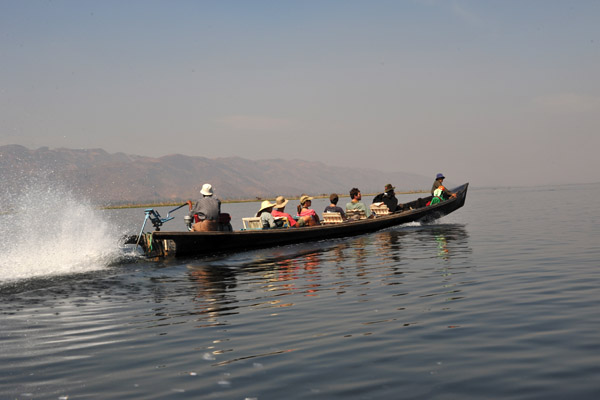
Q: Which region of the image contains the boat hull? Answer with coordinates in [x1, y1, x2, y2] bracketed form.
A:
[130, 183, 468, 258]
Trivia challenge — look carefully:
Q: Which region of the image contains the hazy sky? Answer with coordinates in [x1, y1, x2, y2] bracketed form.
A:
[1, 0, 599, 187]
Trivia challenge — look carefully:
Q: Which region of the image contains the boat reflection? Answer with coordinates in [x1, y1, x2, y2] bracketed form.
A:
[179, 224, 473, 366]
[186, 265, 238, 327]
[183, 223, 471, 317]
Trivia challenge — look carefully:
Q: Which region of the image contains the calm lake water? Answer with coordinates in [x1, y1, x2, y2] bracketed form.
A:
[1, 183, 599, 399]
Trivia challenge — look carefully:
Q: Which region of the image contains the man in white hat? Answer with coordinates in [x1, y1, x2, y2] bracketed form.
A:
[189, 183, 221, 231]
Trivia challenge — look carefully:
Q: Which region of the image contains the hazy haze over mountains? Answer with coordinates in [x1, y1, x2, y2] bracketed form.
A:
[1, 145, 433, 205]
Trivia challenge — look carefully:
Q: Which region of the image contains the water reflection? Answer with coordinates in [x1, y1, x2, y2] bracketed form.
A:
[140, 225, 473, 330]
[372, 230, 403, 263]
[0, 223, 475, 399]
[139, 224, 474, 352]
[186, 265, 238, 327]
[269, 251, 323, 297]
[180, 223, 472, 322]
[408, 224, 470, 251]
[182, 224, 475, 369]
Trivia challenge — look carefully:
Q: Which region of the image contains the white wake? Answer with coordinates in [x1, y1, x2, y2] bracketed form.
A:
[0, 183, 125, 282]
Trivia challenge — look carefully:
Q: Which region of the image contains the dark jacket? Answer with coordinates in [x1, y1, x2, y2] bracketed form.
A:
[372, 191, 398, 212]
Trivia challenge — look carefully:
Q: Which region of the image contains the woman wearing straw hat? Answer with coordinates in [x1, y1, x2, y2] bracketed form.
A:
[296, 195, 320, 227]
[256, 200, 278, 229]
[271, 196, 297, 227]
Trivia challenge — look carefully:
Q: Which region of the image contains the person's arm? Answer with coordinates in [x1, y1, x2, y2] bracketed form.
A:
[189, 201, 199, 217]
[443, 187, 456, 198]
[311, 209, 320, 224]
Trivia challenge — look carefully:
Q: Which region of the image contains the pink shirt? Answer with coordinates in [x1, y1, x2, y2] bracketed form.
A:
[298, 208, 319, 224]
[272, 209, 297, 227]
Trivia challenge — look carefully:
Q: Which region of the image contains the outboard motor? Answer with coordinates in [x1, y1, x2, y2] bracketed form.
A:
[135, 203, 188, 247]
[184, 215, 193, 231]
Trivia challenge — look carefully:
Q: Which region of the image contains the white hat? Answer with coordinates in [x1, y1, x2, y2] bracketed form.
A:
[200, 183, 213, 196]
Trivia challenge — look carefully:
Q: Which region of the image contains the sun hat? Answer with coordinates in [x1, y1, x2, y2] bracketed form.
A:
[300, 195, 313, 205]
[258, 200, 276, 213]
[200, 183, 213, 196]
[274, 196, 289, 209]
[384, 184, 395, 192]
[436, 173, 445, 180]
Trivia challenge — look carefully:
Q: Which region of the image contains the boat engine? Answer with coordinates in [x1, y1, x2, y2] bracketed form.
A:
[184, 215, 193, 231]
[135, 203, 188, 247]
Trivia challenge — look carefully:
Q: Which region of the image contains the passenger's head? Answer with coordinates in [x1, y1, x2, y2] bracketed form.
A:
[300, 195, 313, 206]
[298, 194, 313, 214]
[200, 183, 213, 196]
[349, 188, 360, 200]
[329, 193, 339, 205]
[274, 196, 289, 210]
[258, 200, 276, 215]
[384, 184, 395, 193]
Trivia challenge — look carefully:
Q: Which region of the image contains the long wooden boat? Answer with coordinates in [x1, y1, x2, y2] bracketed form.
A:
[128, 183, 468, 258]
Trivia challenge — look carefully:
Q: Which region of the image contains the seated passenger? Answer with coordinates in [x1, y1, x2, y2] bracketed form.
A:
[296, 195, 320, 226]
[346, 187, 371, 218]
[272, 196, 297, 227]
[189, 183, 221, 231]
[256, 200, 277, 229]
[372, 183, 399, 212]
[428, 186, 446, 206]
[323, 193, 346, 219]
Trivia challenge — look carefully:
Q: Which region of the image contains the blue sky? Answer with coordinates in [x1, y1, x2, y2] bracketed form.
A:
[1, 0, 599, 187]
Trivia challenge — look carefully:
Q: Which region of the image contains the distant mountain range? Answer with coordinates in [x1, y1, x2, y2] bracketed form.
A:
[0, 145, 431, 205]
